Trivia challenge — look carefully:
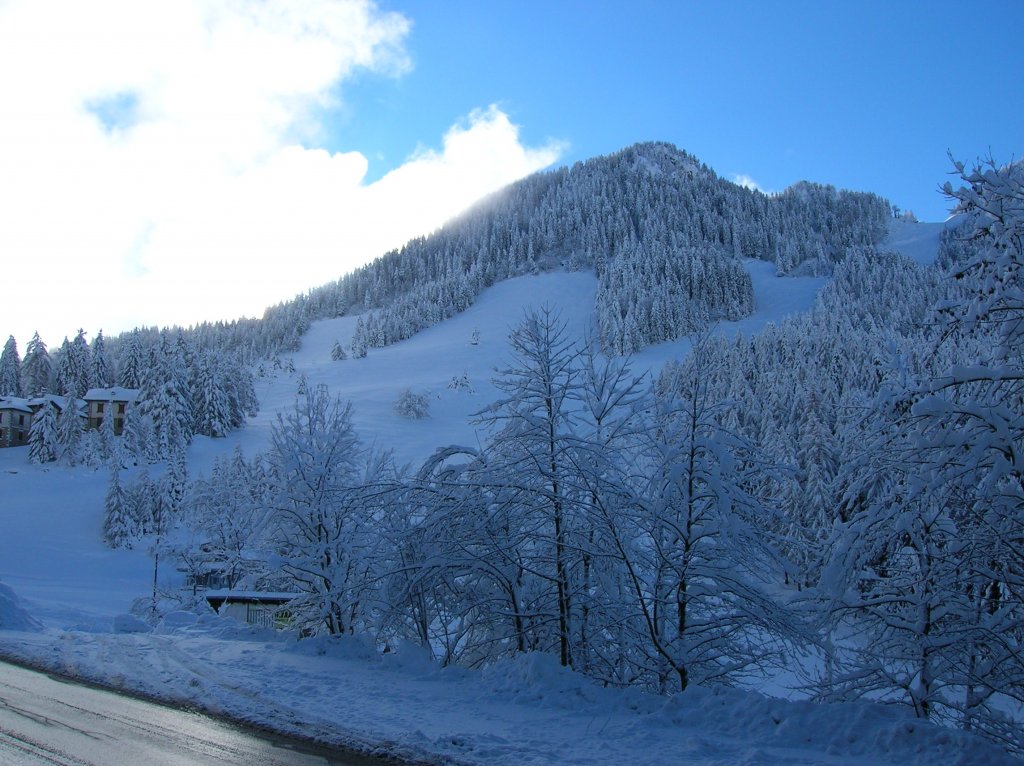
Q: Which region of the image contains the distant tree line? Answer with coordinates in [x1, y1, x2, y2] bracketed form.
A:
[1, 327, 256, 465]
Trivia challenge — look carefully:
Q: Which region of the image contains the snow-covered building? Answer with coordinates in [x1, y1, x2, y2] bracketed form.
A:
[0, 395, 80, 448]
[83, 387, 139, 435]
[27, 394, 74, 418]
[205, 590, 299, 630]
[0, 397, 33, 447]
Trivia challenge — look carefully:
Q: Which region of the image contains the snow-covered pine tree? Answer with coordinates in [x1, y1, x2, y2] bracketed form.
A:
[136, 332, 193, 459]
[0, 335, 22, 396]
[117, 330, 145, 389]
[792, 391, 839, 585]
[103, 466, 134, 549]
[90, 330, 113, 387]
[21, 332, 53, 396]
[125, 471, 157, 536]
[121, 395, 156, 464]
[350, 318, 368, 359]
[77, 428, 105, 468]
[55, 330, 92, 398]
[98, 404, 122, 467]
[162, 447, 189, 521]
[56, 392, 82, 464]
[150, 378, 191, 458]
[192, 351, 232, 438]
[27, 400, 58, 464]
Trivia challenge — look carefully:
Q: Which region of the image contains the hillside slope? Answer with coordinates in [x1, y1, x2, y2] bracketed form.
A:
[194, 258, 828, 471]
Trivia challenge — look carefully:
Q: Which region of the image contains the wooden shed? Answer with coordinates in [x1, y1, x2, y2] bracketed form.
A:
[204, 590, 299, 629]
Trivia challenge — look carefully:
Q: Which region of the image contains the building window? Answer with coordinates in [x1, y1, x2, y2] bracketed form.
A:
[96, 402, 105, 414]
[96, 417, 103, 429]
[117, 403, 126, 415]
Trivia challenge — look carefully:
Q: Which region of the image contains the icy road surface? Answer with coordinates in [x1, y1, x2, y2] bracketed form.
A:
[0, 661, 389, 766]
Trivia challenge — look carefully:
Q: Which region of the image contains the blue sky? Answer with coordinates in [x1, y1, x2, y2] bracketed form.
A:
[334, 0, 1023, 222]
[0, 0, 1021, 347]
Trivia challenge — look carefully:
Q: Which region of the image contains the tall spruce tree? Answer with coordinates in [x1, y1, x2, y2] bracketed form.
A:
[103, 467, 134, 549]
[90, 330, 113, 387]
[22, 332, 53, 396]
[27, 401, 58, 464]
[55, 330, 92, 398]
[118, 330, 145, 389]
[56, 392, 82, 464]
[0, 335, 22, 397]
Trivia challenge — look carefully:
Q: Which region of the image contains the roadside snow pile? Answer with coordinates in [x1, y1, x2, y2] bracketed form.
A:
[474, 651, 1016, 766]
[2, 622, 1015, 766]
[113, 613, 151, 634]
[479, 651, 633, 710]
[0, 582, 41, 631]
[653, 684, 1007, 766]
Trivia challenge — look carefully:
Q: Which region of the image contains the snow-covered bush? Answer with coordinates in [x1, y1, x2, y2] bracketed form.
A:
[394, 388, 430, 419]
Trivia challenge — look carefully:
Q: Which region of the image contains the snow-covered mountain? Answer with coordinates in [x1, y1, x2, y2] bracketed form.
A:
[130, 141, 891, 363]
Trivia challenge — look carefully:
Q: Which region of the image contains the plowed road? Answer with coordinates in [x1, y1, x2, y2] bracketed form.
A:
[0, 660, 391, 765]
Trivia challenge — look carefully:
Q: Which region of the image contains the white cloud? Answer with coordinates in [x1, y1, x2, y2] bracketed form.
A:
[0, 1, 560, 347]
[730, 173, 769, 193]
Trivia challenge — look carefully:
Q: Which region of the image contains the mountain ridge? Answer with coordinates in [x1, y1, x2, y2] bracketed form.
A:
[141, 140, 890, 364]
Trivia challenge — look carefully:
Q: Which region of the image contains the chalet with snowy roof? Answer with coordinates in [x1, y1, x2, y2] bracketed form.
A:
[83, 387, 139, 435]
[0, 397, 32, 447]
